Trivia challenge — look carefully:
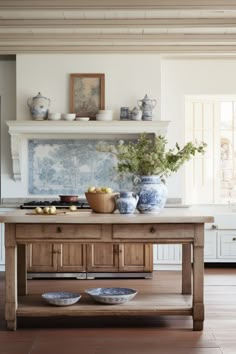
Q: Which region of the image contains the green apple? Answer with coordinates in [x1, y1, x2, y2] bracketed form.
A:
[49, 206, 57, 215]
[104, 187, 113, 194]
[43, 206, 50, 214]
[35, 207, 43, 215]
[69, 205, 77, 212]
[87, 186, 96, 193]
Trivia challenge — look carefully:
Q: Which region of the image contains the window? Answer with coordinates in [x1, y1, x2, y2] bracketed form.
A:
[185, 96, 236, 204]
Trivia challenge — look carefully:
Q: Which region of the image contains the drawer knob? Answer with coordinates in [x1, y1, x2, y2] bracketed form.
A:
[211, 224, 218, 230]
[150, 226, 156, 233]
[233, 237, 236, 241]
[56, 226, 62, 233]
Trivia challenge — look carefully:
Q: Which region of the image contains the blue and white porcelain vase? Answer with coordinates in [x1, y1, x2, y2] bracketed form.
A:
[27, 92, 51, 120]
[137, 175, 168, 213]
[116, 191, 139, 214]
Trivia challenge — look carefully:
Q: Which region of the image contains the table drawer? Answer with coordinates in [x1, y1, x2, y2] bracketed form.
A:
[16, 224, 102, 240]
[112, 224, 194, 240]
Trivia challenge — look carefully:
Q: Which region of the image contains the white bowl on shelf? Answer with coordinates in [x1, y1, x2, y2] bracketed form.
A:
[85, 287, 137, 305]
[48, 112, 61, 120]
[42, 292, 81, 306]
[61, 113, 76, 121]
[96, 114, 113, 121]
[76, 117, 90, 122]
[96, 110, 113, 121]
[98, 110, 113, 113]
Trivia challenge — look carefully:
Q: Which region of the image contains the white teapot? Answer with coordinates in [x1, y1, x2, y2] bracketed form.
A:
[27, 92, 51, 120]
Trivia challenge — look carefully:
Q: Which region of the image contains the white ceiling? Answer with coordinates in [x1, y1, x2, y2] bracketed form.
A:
[1, 0, 236, 54]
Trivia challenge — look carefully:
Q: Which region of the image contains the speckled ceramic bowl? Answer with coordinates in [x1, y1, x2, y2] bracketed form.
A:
[85, 287, 137, 305]
[42, 292, 81, 306]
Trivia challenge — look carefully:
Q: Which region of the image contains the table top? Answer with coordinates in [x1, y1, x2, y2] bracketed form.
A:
[0, 208, 214, 224]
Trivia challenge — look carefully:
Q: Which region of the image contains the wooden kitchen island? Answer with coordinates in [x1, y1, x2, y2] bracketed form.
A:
[0, 209, 214, 331]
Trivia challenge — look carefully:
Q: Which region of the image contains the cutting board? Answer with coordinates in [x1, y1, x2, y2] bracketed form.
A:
[25, 210, 87, 216]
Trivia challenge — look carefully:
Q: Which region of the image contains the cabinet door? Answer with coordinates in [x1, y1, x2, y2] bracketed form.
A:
[27, 243, 58, 272]
[57, 243, 87, 272]
[204, 230, 217, 259]
[119, 244, 153, 272]
[217, 231, 236, 259]
[87, 243, 119, 272]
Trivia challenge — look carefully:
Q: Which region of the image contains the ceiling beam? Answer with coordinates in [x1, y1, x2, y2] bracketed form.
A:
[2, 33, 236, 43]
[1, 44, 236, 54]
[1, 0, 236, 11]
[1, 18, 236, 29]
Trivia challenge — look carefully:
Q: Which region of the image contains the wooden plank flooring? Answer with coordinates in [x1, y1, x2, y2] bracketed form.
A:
[0, 268, 236, 354]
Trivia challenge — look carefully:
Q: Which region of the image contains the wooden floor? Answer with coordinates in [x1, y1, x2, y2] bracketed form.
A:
[0, 268, 236, 354]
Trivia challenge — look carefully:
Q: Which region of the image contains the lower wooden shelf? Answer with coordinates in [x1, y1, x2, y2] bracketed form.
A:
[17, 294, 192, 317]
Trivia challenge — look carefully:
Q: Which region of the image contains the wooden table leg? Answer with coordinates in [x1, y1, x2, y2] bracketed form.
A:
[193, 224, 204, 331]
[5, 224, 17, 331]
[17, 244, 27, 296]
[182, 243, 191, 295]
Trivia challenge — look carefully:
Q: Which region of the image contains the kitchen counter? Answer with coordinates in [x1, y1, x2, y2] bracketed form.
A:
[0, 208, 213, 223]
[1, 209, 213, 331]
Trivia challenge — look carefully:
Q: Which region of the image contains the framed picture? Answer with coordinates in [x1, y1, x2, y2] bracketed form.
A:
[70, 73, 105, 119]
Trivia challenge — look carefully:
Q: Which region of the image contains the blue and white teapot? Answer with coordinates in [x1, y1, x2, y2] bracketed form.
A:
[137, 94, 157, 121]
[27, 92, 51, 120]
[116, 191, 139, 214]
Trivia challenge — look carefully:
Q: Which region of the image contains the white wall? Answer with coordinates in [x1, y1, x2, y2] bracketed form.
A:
[5, 55, 236, 200]
[161, 58, 236, 201]
[1, 53, 162, 197]
[0, 59, 16, 198]
[16, 54, 161, 121]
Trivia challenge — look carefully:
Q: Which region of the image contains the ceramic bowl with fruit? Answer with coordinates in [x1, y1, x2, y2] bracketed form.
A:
[85, 186, 117, 213]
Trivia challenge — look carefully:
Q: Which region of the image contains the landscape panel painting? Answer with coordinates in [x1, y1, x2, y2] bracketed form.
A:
[28, 139, 133, 196]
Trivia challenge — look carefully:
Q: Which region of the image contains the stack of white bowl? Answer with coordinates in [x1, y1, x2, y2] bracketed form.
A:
[96, 110, 113, 121]
[61, 113, 76, 121]
[48, 112, 61, 120]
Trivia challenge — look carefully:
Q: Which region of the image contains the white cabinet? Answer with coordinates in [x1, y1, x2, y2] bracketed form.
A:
[217, 231, 236, 260]
[153, 220, 236, 268]
[204, 229, 217, 259]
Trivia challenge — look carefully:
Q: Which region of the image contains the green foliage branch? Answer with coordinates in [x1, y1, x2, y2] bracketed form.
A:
[97, 133, 207, 179]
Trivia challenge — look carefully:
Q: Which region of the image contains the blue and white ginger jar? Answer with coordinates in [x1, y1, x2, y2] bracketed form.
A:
[27, 92, 51, 120]
[137, 175, 168, 214]
[116, 191, 139, 214]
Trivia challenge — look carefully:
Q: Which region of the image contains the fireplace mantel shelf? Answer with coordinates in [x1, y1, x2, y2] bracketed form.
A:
[7, 120, 169, 135]
[7, 120, 170, 181]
